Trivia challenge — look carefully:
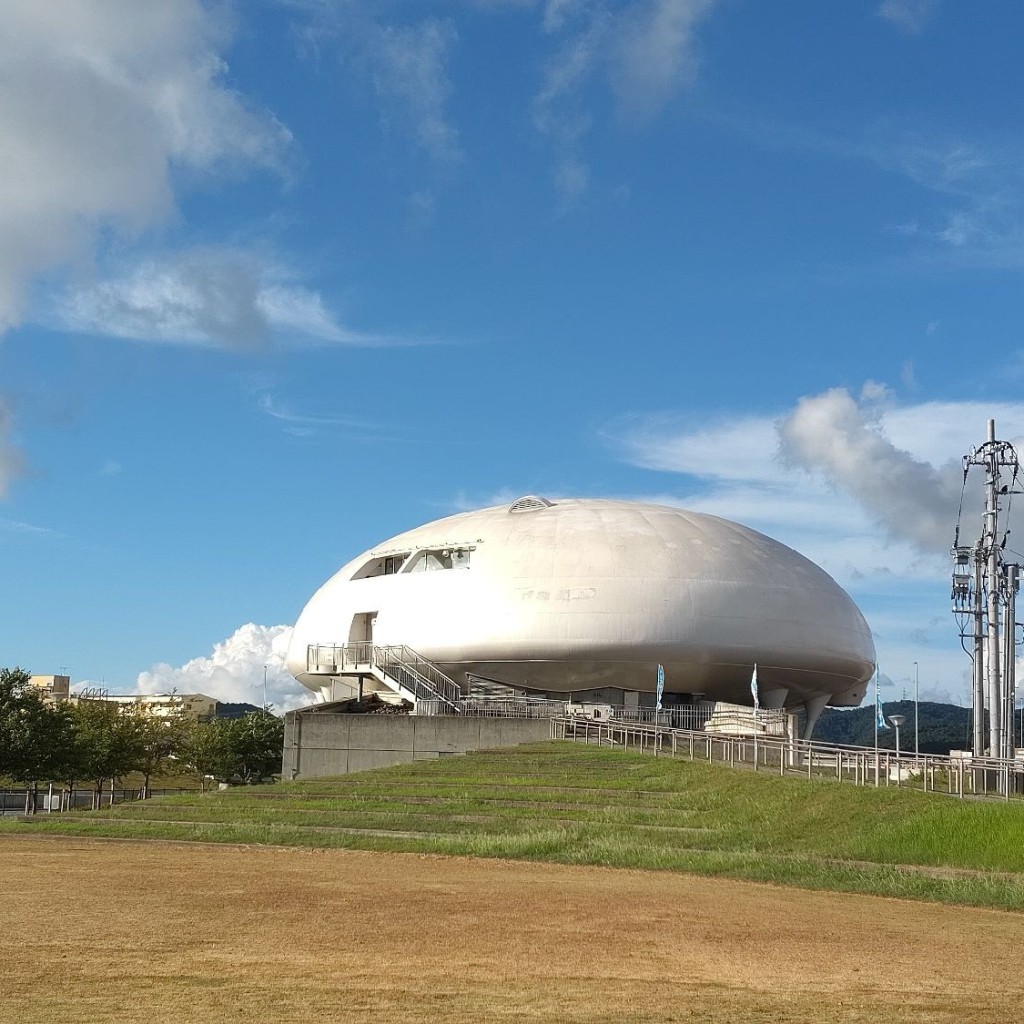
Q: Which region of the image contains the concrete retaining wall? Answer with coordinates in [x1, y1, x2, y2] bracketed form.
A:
[282, 713, 553, 778]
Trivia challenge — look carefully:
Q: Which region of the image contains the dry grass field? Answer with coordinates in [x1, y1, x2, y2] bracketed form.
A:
[2, 834, 1022, 1024]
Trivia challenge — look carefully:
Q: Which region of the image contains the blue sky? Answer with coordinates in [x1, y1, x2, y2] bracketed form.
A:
[2, 0, 1023, 708]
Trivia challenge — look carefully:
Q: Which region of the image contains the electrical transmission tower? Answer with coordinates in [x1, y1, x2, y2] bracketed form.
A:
[951, 419, 1022, 769]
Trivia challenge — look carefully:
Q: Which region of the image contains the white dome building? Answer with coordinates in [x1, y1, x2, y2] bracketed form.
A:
[286, 498, 875, 736]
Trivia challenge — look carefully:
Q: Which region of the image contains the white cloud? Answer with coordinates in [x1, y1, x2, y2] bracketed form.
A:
[0, 0, 290, 336]
[56, 248, 404, 348]
[136, 623, 313, 712]
[877, 0, 939, 35]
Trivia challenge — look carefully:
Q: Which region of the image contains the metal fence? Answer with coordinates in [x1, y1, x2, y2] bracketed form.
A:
[1, 786, 196, 816]
[551, 717, 1024, 800]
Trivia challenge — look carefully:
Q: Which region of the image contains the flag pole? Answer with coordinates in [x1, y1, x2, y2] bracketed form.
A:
[751, 663, 759, 771]
[874, 665, 882, 786]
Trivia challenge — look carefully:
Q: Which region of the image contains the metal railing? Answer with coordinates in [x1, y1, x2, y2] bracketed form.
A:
[415, 696, 571, 718]
[1, 786, 196, 816]
[551, 717, 1024, 800]
[307, 642, 374, 673]
[306, 643, 462, 710]
[374, 645, 462, 710]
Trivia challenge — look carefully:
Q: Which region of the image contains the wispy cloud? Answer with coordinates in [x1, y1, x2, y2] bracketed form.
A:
[370, 18, 463, 164]
[532, 0, 719, 200]
[0, 516, 59, 539]
[0, 399, 26, 498]
[291, 3, 462, 166]
[609, 0, 716, 122]
[877, 0, 939, 35]
[532, 11, 606, 202]
[257, 393, 389, 441]
[55, 247, 418, 349]
[293, 1, 720, 203]
[706, 107, 1024, 273]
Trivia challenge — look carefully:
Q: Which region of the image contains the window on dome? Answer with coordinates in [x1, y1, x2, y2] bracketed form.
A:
[406, 547, 472, 572]
[350, 552, 410, 580]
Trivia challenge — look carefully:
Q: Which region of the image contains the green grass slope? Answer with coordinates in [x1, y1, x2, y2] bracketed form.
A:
[5, 742, 1024, 910]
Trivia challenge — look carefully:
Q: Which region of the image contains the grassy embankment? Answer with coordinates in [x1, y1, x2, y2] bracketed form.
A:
[5, 741, 1024, 910]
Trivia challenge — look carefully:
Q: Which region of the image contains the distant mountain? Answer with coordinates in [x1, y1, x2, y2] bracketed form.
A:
[813, 700, 998, 754]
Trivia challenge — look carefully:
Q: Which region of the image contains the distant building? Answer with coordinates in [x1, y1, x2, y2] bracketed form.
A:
[29, 675, 70, 700]
[102, 693, 219, 720]
[29, 679, 262, 722]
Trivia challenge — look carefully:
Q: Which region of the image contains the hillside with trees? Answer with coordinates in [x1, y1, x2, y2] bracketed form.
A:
[814, 699, 983, 753]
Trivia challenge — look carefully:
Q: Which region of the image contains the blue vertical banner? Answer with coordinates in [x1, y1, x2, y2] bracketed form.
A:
[656, 663, 665, 712]
[750, 663, 759, 714]
[875, 667, 888, 730]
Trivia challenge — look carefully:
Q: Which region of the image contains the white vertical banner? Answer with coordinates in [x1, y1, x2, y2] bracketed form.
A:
[656, 663, 665, 712]
[750, 663, 759, 713]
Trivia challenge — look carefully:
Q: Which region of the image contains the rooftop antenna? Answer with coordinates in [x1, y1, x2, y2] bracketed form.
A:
[952, 419, 1023, 786]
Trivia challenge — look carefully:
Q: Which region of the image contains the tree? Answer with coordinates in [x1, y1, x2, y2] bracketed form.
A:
[177, 711, 284, 789]
[72, 700, 147, 809]
[178, 718, 233, 792]
[225, 710, 284, 784]
[123, 701, 189, 799]
[0, 667, 76, 814]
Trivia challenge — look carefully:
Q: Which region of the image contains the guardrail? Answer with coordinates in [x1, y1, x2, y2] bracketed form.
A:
[375, 645, 462, 708]
[551, 717, 1024, 799]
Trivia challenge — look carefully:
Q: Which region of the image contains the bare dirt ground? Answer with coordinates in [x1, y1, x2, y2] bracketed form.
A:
[1, 836, 1022, 1024]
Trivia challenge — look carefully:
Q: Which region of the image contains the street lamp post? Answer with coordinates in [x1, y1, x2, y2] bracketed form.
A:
[913, 661, 919, 759]
[263, 664, 268, 711]
[889, 714, 906, 785]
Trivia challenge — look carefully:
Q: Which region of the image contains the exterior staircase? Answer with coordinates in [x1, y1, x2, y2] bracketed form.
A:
[306, 642, 462, 713]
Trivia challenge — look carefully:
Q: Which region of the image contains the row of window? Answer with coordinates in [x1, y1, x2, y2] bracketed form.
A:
[351, 547, 472, 580]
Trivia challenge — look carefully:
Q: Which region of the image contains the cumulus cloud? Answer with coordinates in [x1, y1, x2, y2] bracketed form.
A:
[55, 248, 394, 349]
[136, 623, 313, 712]
[778, 385, 964, 554]
[0, 0, 290, 336]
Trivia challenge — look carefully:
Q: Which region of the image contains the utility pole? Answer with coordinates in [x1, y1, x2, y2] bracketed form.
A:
[952, 419, 1022, 784]
[913, 661, 919, 758]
